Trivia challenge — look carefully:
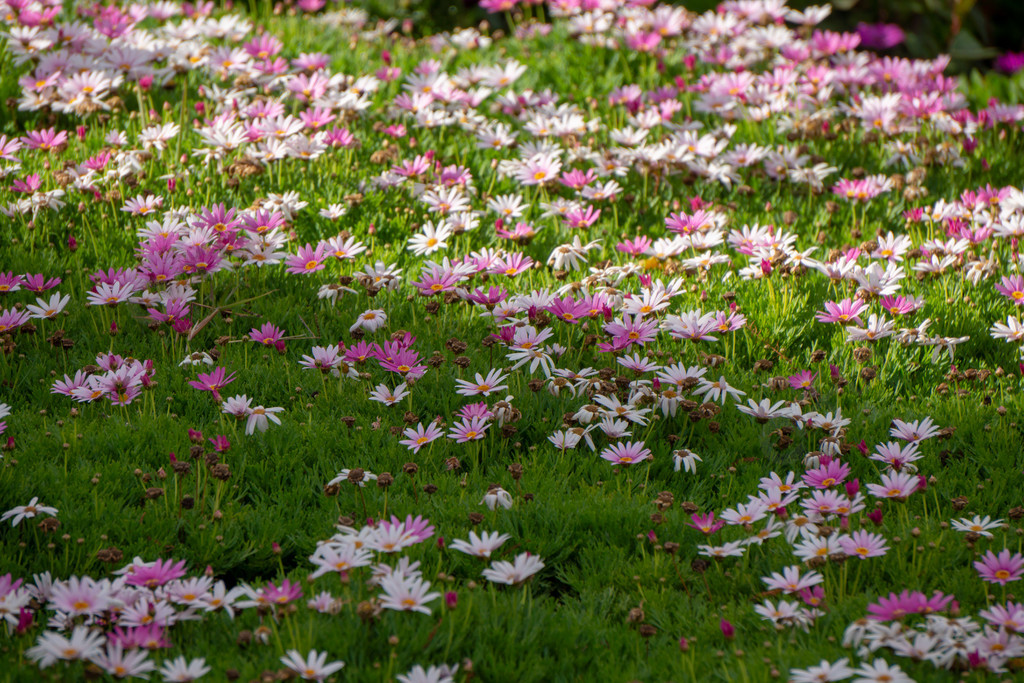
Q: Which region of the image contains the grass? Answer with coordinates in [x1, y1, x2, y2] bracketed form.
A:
[3, 1, 1024, 681]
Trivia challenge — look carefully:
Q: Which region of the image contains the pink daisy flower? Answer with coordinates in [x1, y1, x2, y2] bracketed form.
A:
[599, 441, 652, 466]
[976, 550, 1024, 586]
[285, 243, 327, 275]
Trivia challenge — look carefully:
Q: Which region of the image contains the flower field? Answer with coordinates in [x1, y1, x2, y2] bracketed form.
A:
[4, 0, 1024, 680]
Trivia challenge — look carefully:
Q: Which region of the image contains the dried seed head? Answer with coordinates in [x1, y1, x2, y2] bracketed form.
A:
[357, 600, 381, 623]
[96, 547, 123, 563]
[377, 472, 394, 488]
[347, 468, 365, 485]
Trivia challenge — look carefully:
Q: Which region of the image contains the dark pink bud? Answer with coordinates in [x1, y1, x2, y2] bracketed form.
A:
[915, 475, 927, 492]
[67, 235, 79, 251]
[3, 436, 14, 451]
[188, 428, 204, 444]
[436, 536, 445, 549]
[856, 440, 868, 456]
[445, 591, 458, 610]
[109, 321, 118, 336]
[867, 508, 883, 526]
[139, 75, 153, 91]
[15, 608, 33, 635]
[76, 125, 87, 140]
[678, 637, 689, 652]
[720, 619, 735, 640]
[845, 479, 860, 497]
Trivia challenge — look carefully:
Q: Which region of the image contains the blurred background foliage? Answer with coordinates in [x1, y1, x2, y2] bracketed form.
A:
[352, 0, 1024, 72]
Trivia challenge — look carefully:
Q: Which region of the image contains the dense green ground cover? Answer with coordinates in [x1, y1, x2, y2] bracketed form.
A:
[4, 1, 1024, 681]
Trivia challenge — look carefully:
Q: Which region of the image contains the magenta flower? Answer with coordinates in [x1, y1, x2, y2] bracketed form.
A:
[866, 471, 920, 500]
[379, 349, 426, 378]
[787, 371, 816, 390]
[20, 127, 68, 152]
[720, 619, 735, 640]
[399, 422, 444, 453]
[10, 174, 41, 193]
[109, 624, 171, 650]
[603, 315, 659, 351]
[0, 308, 31, 333]
[188, 367, 237, 402]
[480, 0, 518, 12]
[448, 416, 490, 443]
[856, 22, 905, 50]
[285, 243, 327, 275]
[249, 322, 284, 347]
[545, 296, 590, 324]
[262, 578, 303, 605]
[839, 530, 888, 560]
[617, 236, 652, 256]
[562, 205, 601, 229]
[976, 550, 1024, 586]
[867, 590, 929, 621]
[995, 275, 1024, 305]
[815, 298, 866, 325]
[209, 435, 231, 452]
[300, 345, 342, 373]
[802, 460, 850, 489]
[23, 273, 61, 293]
[687, 512, 725, 535]
[996, 52, 1024, 75]
[599, 441, 652, 466]
[124, 559, 187, 588]
[0, 272, 25, 293]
